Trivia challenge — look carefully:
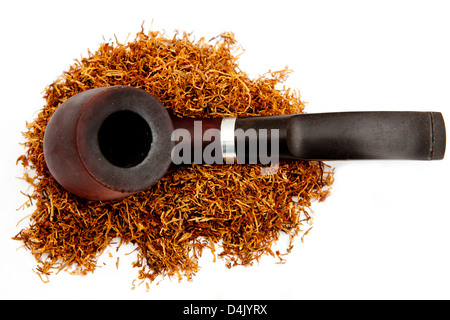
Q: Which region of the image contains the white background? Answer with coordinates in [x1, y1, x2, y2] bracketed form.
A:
[1, 0, 449, 300]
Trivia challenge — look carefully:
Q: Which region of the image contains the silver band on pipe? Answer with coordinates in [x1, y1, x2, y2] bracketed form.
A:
[220, 117, 237, 164]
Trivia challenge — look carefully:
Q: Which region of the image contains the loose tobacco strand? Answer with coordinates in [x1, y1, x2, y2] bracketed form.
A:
[14, 29, 334, 284]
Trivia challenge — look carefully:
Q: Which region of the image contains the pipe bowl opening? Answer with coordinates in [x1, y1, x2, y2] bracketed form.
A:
[98, 110, 153, 168]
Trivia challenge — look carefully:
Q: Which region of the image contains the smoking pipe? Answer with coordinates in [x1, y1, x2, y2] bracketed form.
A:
[43, 86, 446, 200]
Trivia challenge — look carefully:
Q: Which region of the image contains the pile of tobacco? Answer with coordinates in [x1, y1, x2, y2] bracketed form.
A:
[14, 29, 334, 285]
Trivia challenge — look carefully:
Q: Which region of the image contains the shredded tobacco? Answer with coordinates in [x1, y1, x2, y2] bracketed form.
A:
[14, 29, 334, 284]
